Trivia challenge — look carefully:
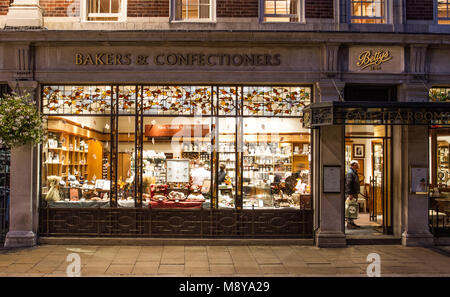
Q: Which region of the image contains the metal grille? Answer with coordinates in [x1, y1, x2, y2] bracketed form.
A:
[0, 147, 10, 244]
[39, 207, 313, 238]
[0, 85, 11, 244]
[430, 198, 450, 237]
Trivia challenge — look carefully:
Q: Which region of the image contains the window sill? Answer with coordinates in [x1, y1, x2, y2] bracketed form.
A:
[81, 20, 127, 23]
[260, 21, 306, 25]
[170, 19, 217, 24]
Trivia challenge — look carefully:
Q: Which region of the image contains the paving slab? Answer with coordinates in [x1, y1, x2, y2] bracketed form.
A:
[0, 243, 449, 277]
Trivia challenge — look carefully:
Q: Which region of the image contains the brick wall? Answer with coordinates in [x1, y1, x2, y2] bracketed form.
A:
[40, 0, 80, 17]
[217, 0, 258, 17]
[305, 0, 334, 19]
[0, 0, 10, 16]
[127, 0, 169, 17]
[406, 0, 434, 20]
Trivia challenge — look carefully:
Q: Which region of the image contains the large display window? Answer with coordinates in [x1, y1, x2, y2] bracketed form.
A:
[40, 85, 311, 211]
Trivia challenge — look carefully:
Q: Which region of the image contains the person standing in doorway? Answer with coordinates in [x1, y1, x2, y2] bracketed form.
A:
[345, 160, 361, 229]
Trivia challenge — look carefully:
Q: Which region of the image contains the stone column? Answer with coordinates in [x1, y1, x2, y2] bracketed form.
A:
[315, 125, 346, 247]
[401, 125, 434, 247]
[4, 81, 39, 248]
[5, 0, 43, 28]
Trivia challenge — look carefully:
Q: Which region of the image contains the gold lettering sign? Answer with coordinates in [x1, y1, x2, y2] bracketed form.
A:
[74, 53, 282, 67]
[357, 50, 393, 70]
[345, 110, 450, 124]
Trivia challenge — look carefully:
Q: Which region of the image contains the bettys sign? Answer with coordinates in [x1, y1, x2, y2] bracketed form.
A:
[349, 46, 404, 73]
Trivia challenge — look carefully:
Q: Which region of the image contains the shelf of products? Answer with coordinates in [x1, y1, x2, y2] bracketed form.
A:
[44, 131, 90, 183]
[242, 141, 310, 209]
[437, 141, 449, 186]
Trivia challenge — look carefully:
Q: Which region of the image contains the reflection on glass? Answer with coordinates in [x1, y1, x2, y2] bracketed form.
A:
[351, 0, 385, 24]
[42, 116, 111, 207]
[263, 0, 299, 22]
[218, 117, 236, 208]
[438, 1, 450, 24]
[243, 118, 311, 209]
[176, 0, 210, 20]
[117, 116, 136, 207]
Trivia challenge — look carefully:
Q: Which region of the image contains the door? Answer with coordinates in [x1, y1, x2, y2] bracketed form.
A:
[369, 137, 392, 234]
[345, 125, 393, 235]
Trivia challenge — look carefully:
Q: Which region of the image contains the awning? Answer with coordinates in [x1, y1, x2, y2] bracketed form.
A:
[303, 101, 450, 128]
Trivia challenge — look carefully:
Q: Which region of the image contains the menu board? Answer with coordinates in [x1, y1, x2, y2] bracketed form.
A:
[323, 166, 341, 193]
[166, 160, 190, 183]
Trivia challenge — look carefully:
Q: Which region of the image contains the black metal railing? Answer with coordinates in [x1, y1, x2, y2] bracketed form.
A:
[429, 203, 450, 237]
[0, 148, 11, 244]
[39, 207, 313, 239]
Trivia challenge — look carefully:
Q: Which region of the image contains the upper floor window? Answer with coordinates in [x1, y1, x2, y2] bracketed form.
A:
[350, 0, 386, 24]
[437, 0, 450, 24]
[261, 0, 301, 22]
[83, 0, 127, 21]
[173, 0, 215, 21]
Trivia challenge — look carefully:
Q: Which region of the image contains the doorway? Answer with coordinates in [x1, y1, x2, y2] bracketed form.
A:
[345, 125, 393, 236]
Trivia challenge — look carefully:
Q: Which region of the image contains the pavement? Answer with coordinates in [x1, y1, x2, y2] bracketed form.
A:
[0, 244, 449, 277]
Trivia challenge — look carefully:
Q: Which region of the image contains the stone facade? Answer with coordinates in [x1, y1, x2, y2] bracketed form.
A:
[1, 0, 450, 248]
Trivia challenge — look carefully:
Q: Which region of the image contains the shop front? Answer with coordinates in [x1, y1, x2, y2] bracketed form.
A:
[38, 84, 314, 238]
[429, 87, 450, 238]
[305, 101, 450, 246]
[2, 31, 450, 247]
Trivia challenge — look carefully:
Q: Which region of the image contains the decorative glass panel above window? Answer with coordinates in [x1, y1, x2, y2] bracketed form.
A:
[350, 0, 386, 24]
[86, 0, 124, 21]
[429, 87, 450, 102]
[262, 0, 300, 22]
[174, 0, 213, 21]
[438, 0, 450, 24]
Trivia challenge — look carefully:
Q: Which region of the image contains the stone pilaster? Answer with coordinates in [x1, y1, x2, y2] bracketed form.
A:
[315, 125, 346, 247]
[4, 144, 38, 248]
[4, 81, 39, 249]
[4, 0, 43, 28]
[400, 125, 434, 247]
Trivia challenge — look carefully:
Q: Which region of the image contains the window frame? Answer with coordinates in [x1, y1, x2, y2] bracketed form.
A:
[170, 0, 216, 23]
[349, 0, 391, 24]
[259, 0, 305, 23]
[436, 0, 450, 25]
[81, 0, 127, 22]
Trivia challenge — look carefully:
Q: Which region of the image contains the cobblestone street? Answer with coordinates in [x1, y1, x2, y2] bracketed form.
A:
[0, 244, 449, 277]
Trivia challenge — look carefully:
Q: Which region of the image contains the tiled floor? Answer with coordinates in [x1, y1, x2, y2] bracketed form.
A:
[0, 244, 449, 277]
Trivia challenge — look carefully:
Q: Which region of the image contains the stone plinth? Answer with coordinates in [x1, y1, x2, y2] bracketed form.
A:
[5, 0, 43, 28]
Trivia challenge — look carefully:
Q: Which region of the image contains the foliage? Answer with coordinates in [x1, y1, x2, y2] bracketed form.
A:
[0, 92, 46, 148]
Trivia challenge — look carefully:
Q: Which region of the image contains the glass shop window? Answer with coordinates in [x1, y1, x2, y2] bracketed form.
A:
[429, 87, 450, 102]
[262, 0, 300, 22]
[350, 0, 386, 24]
[85, 0, 125, 21]
[142, 116, 212, 209]
[243, 117, 311, 209]
[438, 0, 450, 25]
[173, 0, 214, 21]
[42, 115, 112, 207]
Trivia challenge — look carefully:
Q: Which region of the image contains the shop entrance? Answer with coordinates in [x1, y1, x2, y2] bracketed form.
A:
[345, 125, 392, 236]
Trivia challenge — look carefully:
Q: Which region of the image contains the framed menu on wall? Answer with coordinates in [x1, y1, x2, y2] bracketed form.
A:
[323, 165, 341, 193]
[166, 159, 190, 183]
